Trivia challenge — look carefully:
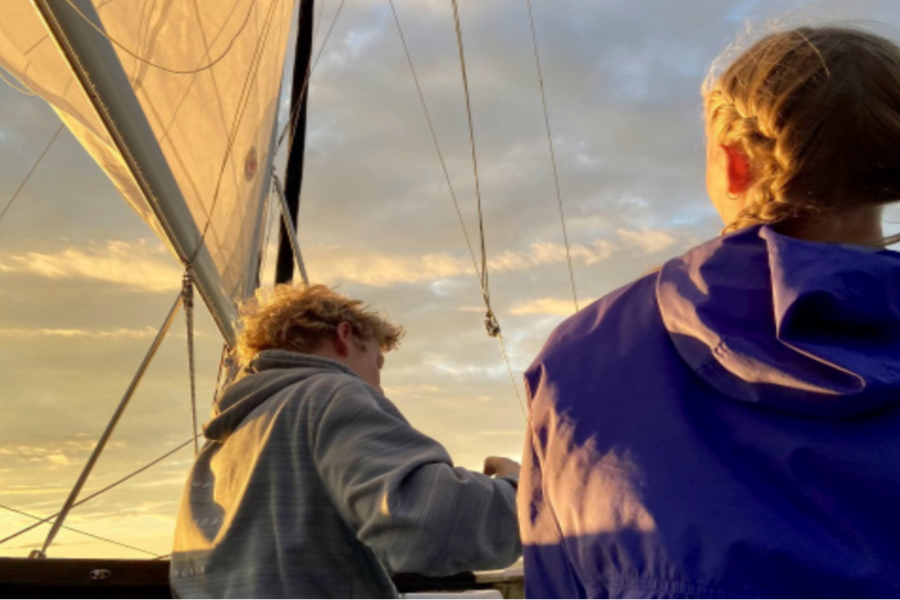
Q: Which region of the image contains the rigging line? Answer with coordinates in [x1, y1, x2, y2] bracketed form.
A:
[0, 125, 64, 231]
[183, 272, 200, 457]
[275, 0, 347, 153]
[387, 0, 480, 281]
[448, 1, 525, 415]
[257, 186, 276, 282]
[0, 503, 159, 557]
[212, 342, 231, 404]
[497, 334, 527, 420]
[525, 0, 579, 313]
[0, 64, 35, 96]
[276, 0, 346, 152]
[313, 0, 327, 46]
[61, 0, 257, 75]
[186, 0, 280, 267]
[449, 0, 491, 308]
[133, 0, 246, 215]
[0, 438, 196, 549]
[38, 292, 184, 557]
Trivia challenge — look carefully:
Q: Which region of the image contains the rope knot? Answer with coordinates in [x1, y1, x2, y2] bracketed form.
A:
[181, 271, 194, 309]
[484, 310, 501, 338]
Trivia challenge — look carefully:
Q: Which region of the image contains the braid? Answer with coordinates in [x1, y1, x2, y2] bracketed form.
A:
[706, 86, 815, 234]
[703, 26, 900, 237]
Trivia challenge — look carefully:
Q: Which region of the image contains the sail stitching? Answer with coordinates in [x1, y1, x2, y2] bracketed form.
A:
[526, 0, 580, 313]
[61, 0, 257, 75]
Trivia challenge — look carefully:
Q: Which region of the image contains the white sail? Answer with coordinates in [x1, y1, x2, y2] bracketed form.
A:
[0, 0, 297, 343]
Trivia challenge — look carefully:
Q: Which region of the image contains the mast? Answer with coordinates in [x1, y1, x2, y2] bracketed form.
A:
[33, 0, 239, 345]
[275, 0, 315, 285]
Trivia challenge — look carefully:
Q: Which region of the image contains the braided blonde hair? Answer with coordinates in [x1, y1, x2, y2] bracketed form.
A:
[703, 26, 900, 235]
[234, 284, 404, 370]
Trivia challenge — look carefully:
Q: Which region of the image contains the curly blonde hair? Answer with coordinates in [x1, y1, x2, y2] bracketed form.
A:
[703, 26, 900, 236]
[234, 284, 404, 370]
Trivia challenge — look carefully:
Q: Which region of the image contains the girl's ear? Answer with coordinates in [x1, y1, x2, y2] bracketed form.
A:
[724, 144, 752, 195]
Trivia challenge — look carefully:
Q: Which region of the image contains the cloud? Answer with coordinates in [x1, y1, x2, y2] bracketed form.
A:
[0, 240, 181, 292]
[510, 297, 581, 316]
[0, 327, 159, 340]
[0, 444, 77, 467]
[306, 246, 474, 286]
[615, 228, 678, 254]
[307, 238, 621, 287]
[1, 485, 74, 496]
[305, 228, 680, 288]
[0, 439, 124, 473]
[490, 240, 616, 271]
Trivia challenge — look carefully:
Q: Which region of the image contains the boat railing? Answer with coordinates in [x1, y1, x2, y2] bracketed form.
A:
[0, 557, 525, 599]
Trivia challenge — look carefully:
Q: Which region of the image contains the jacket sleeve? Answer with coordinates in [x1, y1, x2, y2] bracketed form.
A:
[310, 380, 521, 576]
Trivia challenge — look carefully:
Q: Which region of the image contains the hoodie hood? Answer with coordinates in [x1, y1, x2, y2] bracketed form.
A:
[657, 225, 900, 418]
[204, 350, 359, 441]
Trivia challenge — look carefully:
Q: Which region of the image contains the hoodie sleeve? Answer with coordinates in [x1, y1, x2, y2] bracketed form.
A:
[309, 380, 521, 576]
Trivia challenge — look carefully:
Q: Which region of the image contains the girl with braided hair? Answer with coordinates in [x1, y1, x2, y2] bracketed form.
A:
[521, 26, 900, 598]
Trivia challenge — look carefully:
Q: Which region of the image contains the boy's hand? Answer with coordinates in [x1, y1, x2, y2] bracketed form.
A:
[483, 456, 520, 479]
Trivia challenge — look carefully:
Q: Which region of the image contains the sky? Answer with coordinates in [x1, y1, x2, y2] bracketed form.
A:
[1, 0, 899, 560]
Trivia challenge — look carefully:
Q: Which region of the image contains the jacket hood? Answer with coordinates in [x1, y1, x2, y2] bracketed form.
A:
[657, 225, 900, 418]
[204, 350, 358, 441]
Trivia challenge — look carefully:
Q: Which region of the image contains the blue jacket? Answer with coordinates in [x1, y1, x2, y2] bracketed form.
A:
[520, 226, 900, 598]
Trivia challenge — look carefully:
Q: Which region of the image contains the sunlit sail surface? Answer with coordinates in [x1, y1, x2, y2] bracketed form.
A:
[0, 0, 297, 341]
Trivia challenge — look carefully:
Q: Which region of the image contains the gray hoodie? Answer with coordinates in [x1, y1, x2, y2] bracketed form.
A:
[170, 350, 521, 598]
